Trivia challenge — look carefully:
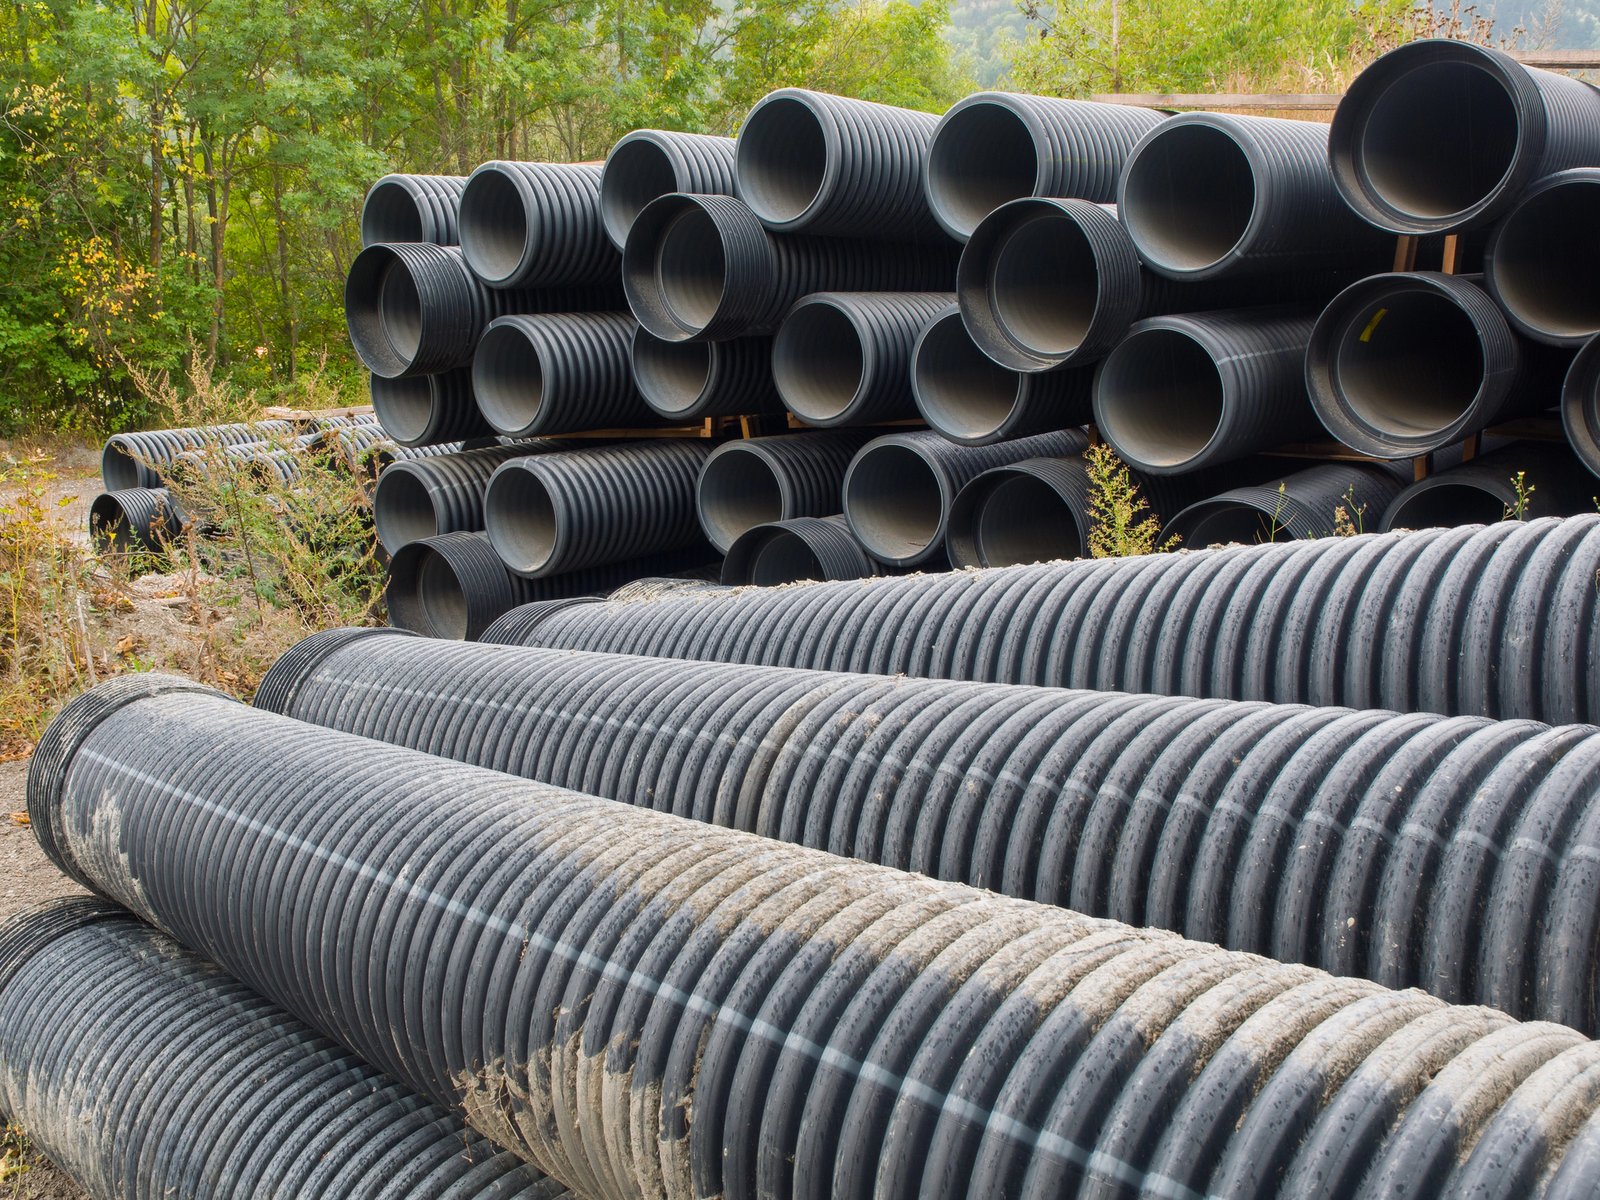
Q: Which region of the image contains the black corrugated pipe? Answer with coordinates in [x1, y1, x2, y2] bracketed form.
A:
[944, 453, 1211, 567]
[695, 429, 875, 552]
[1094, 306, 1323, 473]
[622, 192, 959, 342]
[924, 92, 1166, 241]
[386, 530, 711, 639]
[456, 161, 617, 288]
[258, 629, 1600, 1031]
[912, 304, 1095, 444]
[359, 172, 467, 247]
[472, 312, 660, 436]
[720, 514, 878, 584]
[100, 420, 294, 489]
[1484, 167, 1600, 347]
[843, 427, 1090, 566]
[344, 243, 621, 378]
[369, 367, 493, 446]
[1562, 333, 1600, 478]
[1161, 461, 1406, 545]
[372, 442, 543, 552]
[630, 329, 785, 420]
[89, 487, 183, 553]
[773, 291, 953, 426]
[0, 898, 566, 1200]
[1381, 440, 1597, 531]
[1118, 111, 1390, 279]
[1330, 39, 1600, 234]
[1305, 271, 1561, 458]
[34, 675, 1600, 1200]
[734, 87, 943, 240]
[483, 440, 714, 576]
[600, 129, 737, 249]
[473, 514, 1600, 724]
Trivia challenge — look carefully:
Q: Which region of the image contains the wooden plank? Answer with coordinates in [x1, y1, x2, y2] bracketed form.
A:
[1091, 92, 1340, 110]
[1393, 235, 1419, 272]
[1441, 233, 1463, 275]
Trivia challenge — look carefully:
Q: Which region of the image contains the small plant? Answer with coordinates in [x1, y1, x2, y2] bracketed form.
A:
[1505, 471, 1536, 521]
[1265, 481, 1292, 543]
[1332, 485, 1367, 537]
[1084, 441, 1170, 557]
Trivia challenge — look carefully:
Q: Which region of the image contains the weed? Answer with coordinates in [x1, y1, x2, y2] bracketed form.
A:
[1084, 442, 1171, 557]
[1332, 485, 1368, 537]
[1505, 471, 1535, 521]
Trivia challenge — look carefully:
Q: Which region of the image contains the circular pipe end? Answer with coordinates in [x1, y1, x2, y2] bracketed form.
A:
[372, 464, 443, 553]
[601, 134, 683, 249]
[1485, 170, 1600, 345]
[697, 444, 789, 552]
[1120, 118, 1260, 278]
[843, 439, 950, 566]
[1561, 337, 1600, 478]
[100, 438, 144, 491]
[946, 467, 1085, 567]
[1380, 478, 1512, 532]
[458, 163, 532, 287]
[773, 298, 868, 424]
[631, 328, 713, 416]
[624, 194, 759, 341]
[386, 538, 491, 640]
[1093, 325, 1225, 473]
[369, 374, 438, 445]
[926, 95, 1044, 241]
[911, 308, 1024, 444]
[345, 243, 461, 378]
[472, 320, 546, 437]
[361, 176, 428, 247]
[735, 90, 832, 230]
[484, 461, 561, 576]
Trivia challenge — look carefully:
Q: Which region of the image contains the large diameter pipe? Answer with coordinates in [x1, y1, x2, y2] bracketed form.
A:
[1563, 333, 1600, 478]
[695, 429, 874, 552]
[734, 87, 942, 240]
[456, 160, 616, 288]
[1382, 440, 1598, 531]
[89, 487, 183, 553]
[622, 192, 958, 342]
[842, 427, 1090, 566]
[1161, 461, 1406, 545]
[720, 514, 878, 584]
[37, 675, 1600, 1199]
[484, 440, 713, 577]
[912, 304, 1095, 444]
[600, 129, 737, 249]
[630, 330, 785, 420]
[1118, 111, 1390, 280]
[359, 172, 466, 247]
[1330, 39, 1600, 234]
[1094, 306, 1322, 474]
[260, 629, 1600, 1031]
[372, 441, 543, 552]
[924, 91, 1165, 241]
[369, 367, 493, 446]
[1305, 271, 1553, 458]
[0, 898, 565, 1200]
[773, 291, 952, 426]
[345, 243, 621, 378]
[472, 312, 657, 437]
[1484, 167, 1600, 347]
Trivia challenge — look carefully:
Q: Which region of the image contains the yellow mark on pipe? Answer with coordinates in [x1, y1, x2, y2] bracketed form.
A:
[1359, 308, 1388, 343]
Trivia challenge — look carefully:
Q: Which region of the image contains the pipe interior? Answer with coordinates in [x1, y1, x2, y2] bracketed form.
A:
[913, 313, 1022, 440]
[369, 375, 435, 443]
[603, 140, 680, 247]
[1180, 504, 1285, 547]
[418, 551, 471, 640]
[773, 303, 865, 420]
[632, 332, 712, 413]
[459, 169, 528, 281]
[750, 533, 826, 584]
[1331, 290, 1485, 436]
[927, 105, 1039, 236]
[656, 207, 727, 332]
[486, 468, 557, 573]
[990, 211, 1099, 356]
[378, 262, 423, 362]
[362, 181, 425, 245]
[1357, 61, 1519, 221]
[1492, 182, 1600, 339]
[1386, 483, 1507, 530]
[473, 324, 545, 434]
[699, 449, 785, 549]
[974, 473, 1083, 565]
[737, 96, 828, 223]
[101, 441, 142, 491]
[1095, 329, 1223, 468]
[374, 468, 440, 551]
[846, 443, 943, 560]
[89, 495, 132, 550]
[1122, 124, 1255, 271]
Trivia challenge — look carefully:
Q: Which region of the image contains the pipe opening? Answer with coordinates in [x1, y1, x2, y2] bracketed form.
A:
[737, 96, 828, 224]
[1492, 182, 1600, 339]
[362, 180, 426, 245]
[927, 104, 1039, 237]
[418, 550, 470, 640]
[473, 323, 545, 434]
[378, 264, 423, 361]
[1180, 504, 1285, 546]
[846, 443, 943, 560]
[1095, 329, 1223, 468]
[1356, 62, 1518, 222]
[374, 469, 440, 550]
[1386, 483, 1507, 530]
[991, 211, 1099, 355]
[750, 534, 825, 584]
[369, 375, 435, 443]
[603, 140, 680, 247]
[913, 313, 1022, 440]
[459, 169, 528, 282]
[100, 441, 142, 491]
[656, 207, 727, 331]
[975, 474, 1082, 565]
[486, 468, 557, 573]
[1122, 123, 1255, 272]
[699, 449, 785, 549]
[89, 494, 135, 551]
[1331, 291, 1485, 436]
[632, 333, 712, 414]
[773, 303, 865, 421]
